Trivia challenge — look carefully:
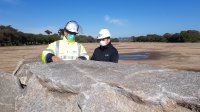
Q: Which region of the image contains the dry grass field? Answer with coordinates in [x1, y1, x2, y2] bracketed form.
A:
[0, 42, 200, 73]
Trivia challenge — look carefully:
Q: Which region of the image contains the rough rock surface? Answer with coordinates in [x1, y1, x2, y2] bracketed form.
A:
[1, 60, 200, 112]
[15, 74, 80, 112]
[14, 61, 200, 112]
[0, 72, 21, 112]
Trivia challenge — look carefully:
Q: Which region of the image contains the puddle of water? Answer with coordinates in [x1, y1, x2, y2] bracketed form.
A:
[119, 53, 150, 60]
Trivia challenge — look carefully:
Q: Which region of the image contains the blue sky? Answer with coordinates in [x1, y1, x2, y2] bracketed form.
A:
[0, 0, 200, 37]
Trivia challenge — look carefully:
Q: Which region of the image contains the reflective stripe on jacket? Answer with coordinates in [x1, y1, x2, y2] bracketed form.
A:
[42, 36, 89, 63]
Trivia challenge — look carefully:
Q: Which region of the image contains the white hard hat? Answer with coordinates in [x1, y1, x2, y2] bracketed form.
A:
[97, 29, 111, 39]
[65, 21, 79, 34]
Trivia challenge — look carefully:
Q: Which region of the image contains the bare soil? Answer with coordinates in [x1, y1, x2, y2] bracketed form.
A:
[0, 42, 200, 73]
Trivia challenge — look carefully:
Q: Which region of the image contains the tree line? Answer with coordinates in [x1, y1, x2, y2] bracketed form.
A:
[0, 25, 60, 46]
[132, 30, 200, 42]
[1, 25, 199, 46]
[0, 25, 96, 46]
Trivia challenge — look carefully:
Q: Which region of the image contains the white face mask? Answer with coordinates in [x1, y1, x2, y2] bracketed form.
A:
[100, 40, 107, 46]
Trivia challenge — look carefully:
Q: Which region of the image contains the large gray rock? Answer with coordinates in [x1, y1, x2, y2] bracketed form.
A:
[15, 61, 200, 112]
[13, 56, 41, 85]
[15, 74, 80, 112]
[0, 72, 21, 112]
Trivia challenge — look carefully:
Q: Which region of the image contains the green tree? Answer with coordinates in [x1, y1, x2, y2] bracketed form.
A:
[45, 30, 52, 35]
[180, 30, 200, 42]
[111, 38, 119, 42]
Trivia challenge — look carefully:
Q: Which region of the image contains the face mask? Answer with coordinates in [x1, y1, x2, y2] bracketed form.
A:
[100, 40, 107, 46]
[67, 34, 76, 42]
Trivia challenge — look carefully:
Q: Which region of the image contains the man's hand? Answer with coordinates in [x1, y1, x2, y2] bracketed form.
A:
[52, 56, 62, 62]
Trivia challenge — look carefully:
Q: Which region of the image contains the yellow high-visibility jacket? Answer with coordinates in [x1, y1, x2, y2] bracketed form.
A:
[42, 36, 89, 63]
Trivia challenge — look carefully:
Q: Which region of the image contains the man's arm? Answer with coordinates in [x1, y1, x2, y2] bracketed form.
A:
[46, 53, 55, 63]
[42, 41, 61, 63]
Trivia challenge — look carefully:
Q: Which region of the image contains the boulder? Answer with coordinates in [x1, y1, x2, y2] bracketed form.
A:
[15, 61, 200, 112]
[0, 72, 22, 112]
[15, 74, 80, 112]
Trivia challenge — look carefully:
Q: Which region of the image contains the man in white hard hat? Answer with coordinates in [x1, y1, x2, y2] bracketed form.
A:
[42, 20, 89, 63]
[91, 29, 119, 63]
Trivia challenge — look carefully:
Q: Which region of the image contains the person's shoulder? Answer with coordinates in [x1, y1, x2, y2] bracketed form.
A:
[51, 39, 62, 44]
[59, 39, 66, 43]
[76, 42, 81, 45]
[94, 46, 101, 52]
[110, 44, 118, 50]
[96, 46, 101, 50]
[109, 45, 118, 54]
[76, 42, 83, 47]
[48, 41, 56, 46]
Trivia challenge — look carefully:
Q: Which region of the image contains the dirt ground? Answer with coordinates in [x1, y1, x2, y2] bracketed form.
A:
[0, 42, 200, 73]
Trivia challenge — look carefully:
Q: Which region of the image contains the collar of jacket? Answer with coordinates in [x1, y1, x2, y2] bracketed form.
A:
[63, 36, 76, 44]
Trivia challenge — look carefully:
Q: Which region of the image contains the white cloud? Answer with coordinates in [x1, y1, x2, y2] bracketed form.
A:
[104, 15, 125, 26]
